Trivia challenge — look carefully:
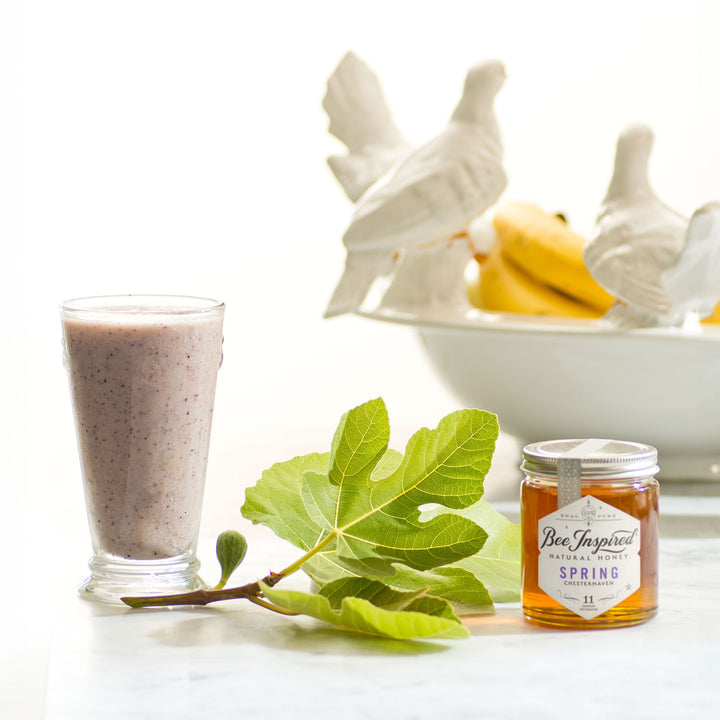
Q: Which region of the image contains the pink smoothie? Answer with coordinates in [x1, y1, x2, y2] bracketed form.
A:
[62, 304, 224, 560]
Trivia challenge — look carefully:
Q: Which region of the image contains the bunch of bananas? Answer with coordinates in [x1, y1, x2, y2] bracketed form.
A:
[467, 202, 613, 318]
[467, 202, 720, 322]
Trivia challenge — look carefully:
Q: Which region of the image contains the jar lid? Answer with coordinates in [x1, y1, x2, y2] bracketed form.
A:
[522, 438, 659, 480]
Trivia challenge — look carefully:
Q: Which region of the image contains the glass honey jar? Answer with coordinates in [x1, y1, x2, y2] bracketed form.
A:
[521, 439, 659, 628]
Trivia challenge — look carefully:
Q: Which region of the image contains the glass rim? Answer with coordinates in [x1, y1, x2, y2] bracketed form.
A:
[61, 294, 225, 317]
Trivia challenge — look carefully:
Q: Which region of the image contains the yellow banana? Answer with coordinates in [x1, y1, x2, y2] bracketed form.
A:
[702, 301, 720, 324]
[493, 202, 614, 312]
[468, 244, 603, 318]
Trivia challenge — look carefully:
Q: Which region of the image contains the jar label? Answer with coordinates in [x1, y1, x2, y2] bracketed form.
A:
[537, 495, 641, 619]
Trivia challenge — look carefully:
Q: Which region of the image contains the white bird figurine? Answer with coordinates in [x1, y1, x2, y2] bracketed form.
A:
[324, 55, 507, 318]
[584, 124, 688, 328]
[661, 202, 720, 325]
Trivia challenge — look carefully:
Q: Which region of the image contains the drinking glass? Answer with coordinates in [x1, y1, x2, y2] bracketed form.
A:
[61, 295, 225, 602]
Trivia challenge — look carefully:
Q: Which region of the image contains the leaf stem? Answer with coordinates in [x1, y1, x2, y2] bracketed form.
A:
[274, 530, 338, 580]
[248, 596, 300, 616]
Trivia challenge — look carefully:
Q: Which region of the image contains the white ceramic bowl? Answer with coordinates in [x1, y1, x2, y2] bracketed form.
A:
[360, 306, 720, 481]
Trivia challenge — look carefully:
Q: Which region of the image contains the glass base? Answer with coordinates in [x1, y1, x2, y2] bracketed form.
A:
[522, 604, 657, 629]
[78, 551, 206, 604]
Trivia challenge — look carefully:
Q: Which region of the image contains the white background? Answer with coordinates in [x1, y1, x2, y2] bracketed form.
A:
[2, 1, 720, 712]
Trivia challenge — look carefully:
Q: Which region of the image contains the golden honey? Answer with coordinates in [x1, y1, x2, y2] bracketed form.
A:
[521, 439, 659, 628]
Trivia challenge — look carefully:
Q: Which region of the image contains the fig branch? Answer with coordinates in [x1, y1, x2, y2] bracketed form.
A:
[121, 530, 338, 609]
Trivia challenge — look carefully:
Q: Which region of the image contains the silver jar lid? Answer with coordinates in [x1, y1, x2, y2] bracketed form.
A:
[522, 438, 659, 480]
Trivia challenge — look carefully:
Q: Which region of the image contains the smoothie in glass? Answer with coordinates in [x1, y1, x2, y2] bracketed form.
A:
[61, 295, 224, 601]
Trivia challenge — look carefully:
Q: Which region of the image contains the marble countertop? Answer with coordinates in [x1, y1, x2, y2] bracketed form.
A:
[5, 482, 720, 720]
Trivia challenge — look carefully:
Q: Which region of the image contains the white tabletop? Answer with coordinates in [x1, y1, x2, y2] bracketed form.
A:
[41, 536, 720, 720]
[6, 469, 720, 720]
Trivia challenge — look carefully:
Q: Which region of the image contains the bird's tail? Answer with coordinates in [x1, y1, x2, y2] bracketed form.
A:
[324, 250, 396, 318]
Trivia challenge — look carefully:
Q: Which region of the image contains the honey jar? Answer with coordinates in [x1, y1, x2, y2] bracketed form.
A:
[521, 438, 659, 628]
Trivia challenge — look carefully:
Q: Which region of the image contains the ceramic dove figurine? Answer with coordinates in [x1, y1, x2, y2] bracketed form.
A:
[324, 56, 507, 318]
[584, 124, 688, 328]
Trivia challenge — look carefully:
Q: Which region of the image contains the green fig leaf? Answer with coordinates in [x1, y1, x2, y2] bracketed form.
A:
[424, 500, 521, 603]
[260, 578, 469, 640]
[301, 501, 518, 614]
[244, 398, 498, 578]
[243, 452, 328, 551]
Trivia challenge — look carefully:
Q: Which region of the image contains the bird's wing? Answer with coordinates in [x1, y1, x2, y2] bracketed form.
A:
[323, 52, 412, 202]
[586, 221, 677, 312]
[662, 203, 720, 316]
[343, 126, 506, 252]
